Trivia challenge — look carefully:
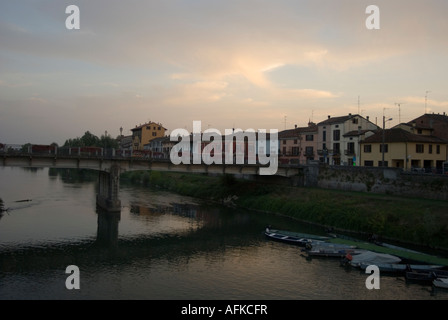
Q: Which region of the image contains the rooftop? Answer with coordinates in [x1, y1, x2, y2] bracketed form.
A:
[362, 128, 446, 144]
[131, 121, 167, 131]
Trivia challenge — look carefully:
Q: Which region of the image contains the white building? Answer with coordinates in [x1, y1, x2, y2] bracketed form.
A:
[317, 114, 379, 165]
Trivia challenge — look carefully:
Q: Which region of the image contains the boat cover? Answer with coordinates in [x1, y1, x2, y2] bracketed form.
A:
[350, 250, 401, 266]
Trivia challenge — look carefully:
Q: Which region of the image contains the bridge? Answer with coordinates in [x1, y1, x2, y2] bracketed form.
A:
[1, 145, 306, 212]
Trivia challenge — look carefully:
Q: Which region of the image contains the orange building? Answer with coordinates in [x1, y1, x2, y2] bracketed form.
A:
[131, 121, 167, 150]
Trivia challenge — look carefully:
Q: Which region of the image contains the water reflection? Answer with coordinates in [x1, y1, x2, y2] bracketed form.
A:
[1, 167, 448, 300]
[96, 207, 120, 248]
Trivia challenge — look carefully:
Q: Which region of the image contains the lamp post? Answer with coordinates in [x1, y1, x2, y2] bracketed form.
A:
[382, 116, 393, 167]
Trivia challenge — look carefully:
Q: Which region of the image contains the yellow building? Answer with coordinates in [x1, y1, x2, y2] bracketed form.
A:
[131, 121, 167, 150]
[360, 128, 447, 171]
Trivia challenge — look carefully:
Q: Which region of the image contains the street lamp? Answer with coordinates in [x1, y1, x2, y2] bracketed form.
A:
[382, 116, 393, 167]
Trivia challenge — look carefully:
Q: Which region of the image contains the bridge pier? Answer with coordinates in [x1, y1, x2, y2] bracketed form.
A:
[96, 207, 120, 247]
[96, 165, 121, 212]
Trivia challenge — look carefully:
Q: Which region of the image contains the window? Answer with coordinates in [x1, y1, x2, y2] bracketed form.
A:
[364, 145, 372, 153]
[436, 145, 441, 154]
[352, 118, 358, 124]
[323, 131, 326, 142]
[294, 139, 298, 144]
[282, 147, 286, 154]
[429, 145, 433, 154]
[323, 143, 327, 150]
[152, 132, 157, 136]
[305, 146, 314, 156]
[333, 143, 340, 153]
[364, 160, 374, 167]
[380, 144, 388, 153]
[158, 127, 161, 130]
[347, 142, 355, 154]
[305, 135, 314, 141]
[416, 144, 424, 153]
[283, 140, 286, 145]
[292, 147, 299, 155]
[378, 161, 389, 167]
[333, 130, 340, 141]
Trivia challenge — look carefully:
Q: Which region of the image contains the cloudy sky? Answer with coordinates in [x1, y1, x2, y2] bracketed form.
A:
[1, 0, 447, 145]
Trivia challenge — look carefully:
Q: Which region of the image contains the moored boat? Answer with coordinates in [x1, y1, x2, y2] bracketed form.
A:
[306, 248, 364, 258]
[433, 277, 448, 289]
[405, 269, 448, 284]
[359, 263, 444, 275]
[347, 250, 402, 268]
[264, 227, 331, 246]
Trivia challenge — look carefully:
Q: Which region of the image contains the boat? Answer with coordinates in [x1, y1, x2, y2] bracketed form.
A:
[405, 269, 448, 284]
[347, 250, 402, 268]
[327, 236, 448, 267]
[264, 227, 331, 246]
[359, 263, 444, 275]
[433, 278, 448, 289]
[306, 247, 363, 258]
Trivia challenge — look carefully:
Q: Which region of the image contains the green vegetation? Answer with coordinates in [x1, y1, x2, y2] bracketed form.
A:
[63, 130, 118, 148]
[120, 171, 448, 251]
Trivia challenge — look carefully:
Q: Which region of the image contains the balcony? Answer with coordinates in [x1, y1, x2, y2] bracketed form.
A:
[317, 149, 330, 156]
[344, 149, 355, 156]
[280, 152, 301, 157]
[331, 149, 340, 156]
[304, 151, 314, 157]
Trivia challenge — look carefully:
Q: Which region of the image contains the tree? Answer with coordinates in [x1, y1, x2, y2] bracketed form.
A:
[99, 134, 119, 149]
[63, 131, 118, 148]
[80, 131, 100, 147]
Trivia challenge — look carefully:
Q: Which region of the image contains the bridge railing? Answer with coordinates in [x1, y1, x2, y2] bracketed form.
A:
[0, 143, 296, 167]
[0, 143, 170, 160]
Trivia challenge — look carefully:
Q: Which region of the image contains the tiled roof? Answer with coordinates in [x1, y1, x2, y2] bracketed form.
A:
[278, 124, 317, 139]
[317, 114, 357, 125]
[131, 122, 167, 131]
[362, 128, 446, 144]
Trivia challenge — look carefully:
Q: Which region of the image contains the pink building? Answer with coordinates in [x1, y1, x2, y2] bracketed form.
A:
[278, 122, 318, 165]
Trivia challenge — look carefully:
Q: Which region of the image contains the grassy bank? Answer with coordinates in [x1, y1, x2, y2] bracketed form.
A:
[120, 171, 448, 251]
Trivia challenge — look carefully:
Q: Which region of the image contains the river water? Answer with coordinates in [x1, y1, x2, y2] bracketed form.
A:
[0, 167, 447, 301]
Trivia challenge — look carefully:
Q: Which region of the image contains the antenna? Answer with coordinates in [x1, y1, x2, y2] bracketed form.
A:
[282, 115, 288, 130]
[395, 102, 405, 124]
[358, 96, 360, 114]
[425, 91, 431, 114]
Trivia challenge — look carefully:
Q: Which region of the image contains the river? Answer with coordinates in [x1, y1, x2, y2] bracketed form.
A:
[0, 167, 447, 301]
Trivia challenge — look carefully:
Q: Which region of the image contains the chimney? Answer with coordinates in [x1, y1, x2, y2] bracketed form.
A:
[295, 124, 297, 129]
[367, 116, 369, 121]
[328, 115, 331, 119]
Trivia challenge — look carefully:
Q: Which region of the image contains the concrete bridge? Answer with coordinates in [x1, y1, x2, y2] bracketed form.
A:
[1, 149, 305, 212]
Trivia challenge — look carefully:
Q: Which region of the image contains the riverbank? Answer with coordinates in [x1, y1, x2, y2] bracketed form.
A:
[120, 171, 448, 253]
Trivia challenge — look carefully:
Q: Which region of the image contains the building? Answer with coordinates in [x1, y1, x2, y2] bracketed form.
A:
[278, 122, 318, 165]
[407, 113, 448, 159]
[131, 121, 167, 151]
[117, 135, 133, 151]
[143, 136, 170, 158]
[317, 114, 379, 165]
[408, 113, 448, 141]
[359, 127, 447, 171]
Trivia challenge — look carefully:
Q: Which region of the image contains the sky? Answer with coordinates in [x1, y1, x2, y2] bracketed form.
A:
[1, 0, 448, 145]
